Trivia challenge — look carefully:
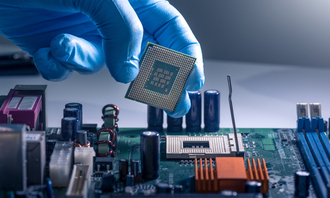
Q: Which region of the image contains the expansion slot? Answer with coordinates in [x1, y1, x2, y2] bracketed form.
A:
[305, 133, 330, 185]
[319, 132, 330, 159]
[311, 133, 330, 174]
[296, 132, 327, 198]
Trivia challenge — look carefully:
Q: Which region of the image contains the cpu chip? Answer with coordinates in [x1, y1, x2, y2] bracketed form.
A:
[125, 43, 196, 112]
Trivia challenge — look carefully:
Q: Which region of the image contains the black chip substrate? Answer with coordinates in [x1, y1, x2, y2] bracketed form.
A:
[125, 43, 196, 112]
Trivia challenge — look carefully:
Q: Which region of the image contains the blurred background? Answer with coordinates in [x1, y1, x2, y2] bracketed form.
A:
[1, 0, 330, 128]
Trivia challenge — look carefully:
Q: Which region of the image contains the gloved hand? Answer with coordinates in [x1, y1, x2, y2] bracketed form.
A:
[0, 0, 204, 118]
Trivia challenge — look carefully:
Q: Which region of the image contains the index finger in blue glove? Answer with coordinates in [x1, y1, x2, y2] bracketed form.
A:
[131, 0, 205, 117]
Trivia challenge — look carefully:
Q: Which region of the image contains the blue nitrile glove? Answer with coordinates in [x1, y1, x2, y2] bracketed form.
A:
[0, 0, 204, 118]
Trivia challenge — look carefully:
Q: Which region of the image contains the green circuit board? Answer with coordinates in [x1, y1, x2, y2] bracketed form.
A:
[49, 127, 317, 198]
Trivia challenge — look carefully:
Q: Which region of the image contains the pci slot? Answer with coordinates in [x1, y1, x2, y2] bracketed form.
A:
[311, 133, 330, 174]
[296, 132, 327, 198]
[305, 133, 330, 185]
[319, 132, 330, 160]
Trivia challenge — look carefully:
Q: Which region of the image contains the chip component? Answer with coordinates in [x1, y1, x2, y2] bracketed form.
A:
[125, 43, 196, 112]
[166, 134, 244, 159]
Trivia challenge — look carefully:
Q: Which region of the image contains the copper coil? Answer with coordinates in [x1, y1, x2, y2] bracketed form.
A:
[97, 128, 116, 144]
[73, 140, 91, 148]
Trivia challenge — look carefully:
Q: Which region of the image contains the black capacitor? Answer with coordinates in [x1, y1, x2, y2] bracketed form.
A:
[63, 108, 82, 130]
[140, 131, 160, 180]
[126, 174, 134, 186]
[76, 130, 87, 145]
[65, 103, 83, 129]
[131, 160, 139, 176]
[157, 183, 172, 193]
[100, 174, 115, 192]
[245, 181, 261, 193]
[295, 171, 310, 197]
[204, 90, 220, 132]
[119, 159, 129, 182]
[147, 106, 163, 132]
[186, 91, 202, 132]
[61, 117, 78, 141]
[167, 115, 183, 132]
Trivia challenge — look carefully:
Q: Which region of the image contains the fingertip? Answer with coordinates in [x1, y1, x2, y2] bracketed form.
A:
[32, 48, 73, 82]
[108, 59, 140, 83]
[166, 91, 191, 118]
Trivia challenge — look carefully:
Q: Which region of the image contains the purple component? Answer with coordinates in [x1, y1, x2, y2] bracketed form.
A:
[0, 89, 42, 130]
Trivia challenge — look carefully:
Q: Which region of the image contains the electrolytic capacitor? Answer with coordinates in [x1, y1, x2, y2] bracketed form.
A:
[245, 181, 261, 193]
[76, 130, 87, 145]
[140, 131, 160, 180]
[65, 103, 83, 129]
[119, 159, 129, 182]
[167, 115, 182, 132]
[131, 160, 139, 176]
[63, 108, 81, 130]
[126, 174, 134, 187]
[295, 171, 310, 197]
[147, 106, 163, 132]
[186, 91, 201, 132]
[204, 90, 220, 132]
[61, 117, 78, 141]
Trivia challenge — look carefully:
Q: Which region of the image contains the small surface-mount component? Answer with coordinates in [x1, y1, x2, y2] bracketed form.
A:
[26, 131, 46, 186]
[186, 91, 202, 132]
[94, 157, 113, 171]
[246, 158, 269, 194]
[100, 174, 115, 192]
[167, 115, 183, 132]
[204, 90, 220, 132]
[0, 124, 27, 191]
[66, 164, 91, 198]
[294, 171, 310, 197]
[166, 134, 244, 159]
[296, 103, 309, 119]
[157, 183, 173, 194]
[125, 43, 196, 112]
[141, 131, 160, 180]
[309, 103, 321, 118]
[147, 106, 163, 132]
[82, 123, 97, 133]
[49, 141, 74, 187]
[74, 147, 95, 168]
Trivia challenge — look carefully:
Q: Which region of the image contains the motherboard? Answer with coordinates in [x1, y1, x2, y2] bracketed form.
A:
[0, 85, 328, 198]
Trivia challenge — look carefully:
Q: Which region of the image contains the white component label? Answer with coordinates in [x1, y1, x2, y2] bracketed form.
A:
[7, 97, 22, 109]
[25, 134, 41, 140]
[18, 96, 37, 110]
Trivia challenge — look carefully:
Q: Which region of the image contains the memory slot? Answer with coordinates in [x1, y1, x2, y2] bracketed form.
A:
[311, 133, 330, 174]
[319, 132, 330, 160]
[297, 132, 327, 198]
[305, 133, 330, 185]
